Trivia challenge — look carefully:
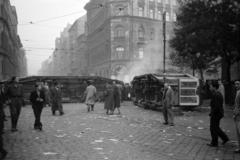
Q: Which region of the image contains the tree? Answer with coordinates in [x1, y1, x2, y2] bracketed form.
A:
[170, 0, 240, 81]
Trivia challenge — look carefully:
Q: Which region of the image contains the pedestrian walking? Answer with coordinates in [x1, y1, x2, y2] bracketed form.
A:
[0, 83, 7, 159]
[50, 81, 64, 116]
[84, 80, 97, 112]
[30, 84, 45, 130]
[6, 77, 24, 132]
[112, 81, 121, 115]
[207, 81, 229, 147]
[162, 83, 174, 126]
[104, 83, 114, 115]
[233, 80, 240, 153]
[42, 81, 51, 107]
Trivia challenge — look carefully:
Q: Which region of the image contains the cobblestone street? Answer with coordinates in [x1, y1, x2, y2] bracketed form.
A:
[2, 102, 240, 160]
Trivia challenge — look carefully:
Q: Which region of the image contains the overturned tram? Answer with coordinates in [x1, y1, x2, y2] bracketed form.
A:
[131, 73, 200, 109]
[16, 76, 123, 103]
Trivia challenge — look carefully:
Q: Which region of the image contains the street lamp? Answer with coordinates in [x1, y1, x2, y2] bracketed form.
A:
[162, 11, 166, 74]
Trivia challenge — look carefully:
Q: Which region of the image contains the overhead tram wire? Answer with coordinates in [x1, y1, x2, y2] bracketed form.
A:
[11, 10, 85, 26]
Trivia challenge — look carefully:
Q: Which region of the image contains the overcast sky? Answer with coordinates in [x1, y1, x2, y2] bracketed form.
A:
[10, 0, 89, 75]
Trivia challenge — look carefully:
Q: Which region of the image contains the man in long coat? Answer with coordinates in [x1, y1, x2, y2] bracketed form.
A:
[207, 81, 229, 147]
[6, 77, 24, 132]
[30, 84, 45, 130]
[0, 83, 7, 159]
[112, 81, 121, 115]
[162, 83, 174, 126]
[84, 80, 97, 112]
[50, 82, 64, 116]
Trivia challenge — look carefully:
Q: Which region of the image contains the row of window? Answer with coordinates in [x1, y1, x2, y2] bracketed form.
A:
[114, 6, 177, 22]
[114, 26, 156, 40]
[152, 0, 177, 5]
[138, 7, 177, 21]
[113, 47, 144, 60]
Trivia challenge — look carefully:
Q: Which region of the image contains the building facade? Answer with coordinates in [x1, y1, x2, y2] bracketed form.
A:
[85, 0, 178, 81]
[39, 16, 88, 76]
[0, 0, 27, 80]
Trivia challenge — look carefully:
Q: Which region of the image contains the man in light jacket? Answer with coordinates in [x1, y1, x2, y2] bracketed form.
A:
[162, 83, 174, 126]
[85, 80, 97, 112]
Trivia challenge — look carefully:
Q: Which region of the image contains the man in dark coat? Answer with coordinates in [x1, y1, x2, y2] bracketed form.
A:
[112, 81, 121, 115]
[30, 84, 45, 130]
[6, 77, 24, 132]
[162, 83, 174, 126]
[207, 81, 229, 147]
[50, 82, 64, 116]
[0, 83, 7, 159]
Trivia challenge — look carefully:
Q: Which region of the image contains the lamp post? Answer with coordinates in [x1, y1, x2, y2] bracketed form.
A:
[162, 11, 166, 74]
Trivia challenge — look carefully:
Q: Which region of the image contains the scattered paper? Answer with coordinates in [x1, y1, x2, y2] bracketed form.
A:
[198, 120, 204, 123]
[197, 127, 204, 130]
[129, 135, 133, 138]
[109, 139, 119, 143]
[43, 152, 58, 155]
[94, 147, 103, 150]
[100, 131, 111, 133]
[74, 134, 82, 138]
[55, 134, 67, 138]
[163, 141, 171, 144]
[95, 140, 103, 143]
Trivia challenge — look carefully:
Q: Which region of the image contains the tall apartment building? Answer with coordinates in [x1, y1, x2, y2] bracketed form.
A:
[39, 16, 87, 76]
[0, 0, 27, 80]
[85, 0, 178, 81]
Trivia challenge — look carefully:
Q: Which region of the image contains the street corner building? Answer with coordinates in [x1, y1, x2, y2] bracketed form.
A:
[85, 0, 178, 81]
[0, 0, 27, 81]
[39, 0, 179, 82]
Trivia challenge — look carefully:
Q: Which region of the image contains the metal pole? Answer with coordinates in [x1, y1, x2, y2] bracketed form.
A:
[163, 11, 166, 74]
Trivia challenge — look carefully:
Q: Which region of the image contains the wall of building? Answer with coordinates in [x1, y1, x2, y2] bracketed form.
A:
[0, 0, 27, 80]
[39, 16, 88, 76]
[85, 0, 178, 82]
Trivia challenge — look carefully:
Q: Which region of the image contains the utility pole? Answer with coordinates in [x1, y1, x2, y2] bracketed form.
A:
[162, 11, 166, 74]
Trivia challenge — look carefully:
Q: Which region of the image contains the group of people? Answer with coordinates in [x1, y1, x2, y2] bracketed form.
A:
[159, 80, 240, 154]
[204, 80, 240, 154]
[197, 80, 240, 153]
[0, 77, 65, 159]
[1, 77, 240, 159]
[84, 80, 122, 115]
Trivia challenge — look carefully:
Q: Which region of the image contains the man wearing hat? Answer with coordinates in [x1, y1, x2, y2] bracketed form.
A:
[30, 84, 45, 130]
[50, 81, 64, 116]
[84, 80, 97, 112]
[6, 77, 24, 132]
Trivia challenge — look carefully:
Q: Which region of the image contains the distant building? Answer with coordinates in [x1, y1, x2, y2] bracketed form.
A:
[0, 0, 27, 80]
[39, 16, 87, 76]
[84, 0, 178, 81]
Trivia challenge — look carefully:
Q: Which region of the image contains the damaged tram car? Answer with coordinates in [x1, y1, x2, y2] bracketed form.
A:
[131, 73, 200, 109]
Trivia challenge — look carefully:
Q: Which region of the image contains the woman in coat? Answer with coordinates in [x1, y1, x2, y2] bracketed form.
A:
[104, 83, 114, 115]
